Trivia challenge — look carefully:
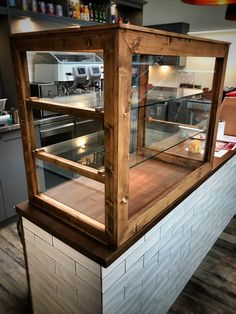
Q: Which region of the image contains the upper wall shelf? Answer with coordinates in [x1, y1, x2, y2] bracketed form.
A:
[1, 1, 145, 33]
[8, 8, 99, 26]
[0, 6, 7, 14]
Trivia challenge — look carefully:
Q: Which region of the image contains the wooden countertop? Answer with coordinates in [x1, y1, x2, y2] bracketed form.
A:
[16, 149, 236, 267]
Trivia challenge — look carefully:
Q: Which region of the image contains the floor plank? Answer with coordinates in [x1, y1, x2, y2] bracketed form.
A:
[0, 217, 30, 314]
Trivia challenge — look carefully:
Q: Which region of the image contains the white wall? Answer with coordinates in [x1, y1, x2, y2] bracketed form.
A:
[143, 2, 236, 88]
[143, 0, 236, 32]
[190, 29, 236, 87]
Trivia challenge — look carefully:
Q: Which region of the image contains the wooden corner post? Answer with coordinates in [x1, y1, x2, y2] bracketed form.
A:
[104, 28, 132, 247]
[10, 46, 39, 200]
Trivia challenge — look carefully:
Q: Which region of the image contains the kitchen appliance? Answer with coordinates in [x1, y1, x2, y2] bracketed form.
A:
[30, 83, 59, 119]
[0, 98, 10, 125]
[33, 51, 103, 95]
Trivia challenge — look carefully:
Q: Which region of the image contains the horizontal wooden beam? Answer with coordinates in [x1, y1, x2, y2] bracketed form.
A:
[122, 29, 229, 58]
[33, 149, 105, 184]
[32, 195, 107, 244]
[144, 117, 204, 130]
[27, 98, 104, 121]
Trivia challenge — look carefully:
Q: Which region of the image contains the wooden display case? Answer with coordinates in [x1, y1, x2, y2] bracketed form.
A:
[11, 23, 229, 248]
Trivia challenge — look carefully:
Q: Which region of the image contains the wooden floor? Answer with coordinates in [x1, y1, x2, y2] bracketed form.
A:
[0, 216, 235, 314]
[169, 216, 236, 314]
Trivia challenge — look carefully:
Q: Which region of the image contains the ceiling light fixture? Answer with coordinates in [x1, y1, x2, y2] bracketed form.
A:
[225, 4, 236, 19]
[181, 0, 236, 5]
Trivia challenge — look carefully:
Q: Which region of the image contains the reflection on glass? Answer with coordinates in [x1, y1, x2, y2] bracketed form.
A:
[35, 159, 105, 224]
[42, 130, 105, 170]
[128, 54, 215, 220]
[129, 54, 214, 167]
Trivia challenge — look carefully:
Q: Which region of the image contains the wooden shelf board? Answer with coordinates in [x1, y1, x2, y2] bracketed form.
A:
[40, 158, 193, 225]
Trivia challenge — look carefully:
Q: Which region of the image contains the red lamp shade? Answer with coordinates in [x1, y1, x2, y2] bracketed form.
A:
[225, 4, 236, 19]
[181, 0, 236, 4]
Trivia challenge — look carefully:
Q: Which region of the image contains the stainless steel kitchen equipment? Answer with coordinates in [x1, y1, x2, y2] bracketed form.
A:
[33, 51, 103, 95]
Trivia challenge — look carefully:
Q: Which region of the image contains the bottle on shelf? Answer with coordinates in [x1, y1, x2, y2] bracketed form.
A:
[88, 2, 93, 21]
[98, 5, 103, 23]
[93, 4, 99, 22]
[110, 3, 116, 23]
[21, 0, 28, 11]
[102, 6, 106, 23]
[84, 4, 89, 21]
[80, 3, 85, 20]
[56, 4, 63, 16]
[32, 0, 37, 12]
[72, 1, 77, 18]
[38, 1, 46, 14]
[76, 0, 80, 19]
[69, 0, 73, 18]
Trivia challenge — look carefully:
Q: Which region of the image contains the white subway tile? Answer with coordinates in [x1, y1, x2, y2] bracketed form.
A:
[23, 218, 53, 245]
[103, 290, 125, 314]
[101, 236, 144, 279]
[25, 240, 55, 273]
[76, 262, 101, 292]
[28, 263, 57, 294]
[56, 285, 78, 313]
[77, 291, 102, 314]
[159, 229, 182, 260]
[126, 232, 160, 271]
[102, 261, 125, 293]
[55, 262, 101, 305]
[53, 237, 101, 277]
[35, 237, 75, 273]
[27, 252, 39, 269]
[144, 229, 172, 264]
[23, 228, 35, 245]
[103, 257, 143, 300]
[144, 222, 160, 240]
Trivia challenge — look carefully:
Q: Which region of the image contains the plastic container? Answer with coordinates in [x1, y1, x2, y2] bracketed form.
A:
[0, 98, 7, 113]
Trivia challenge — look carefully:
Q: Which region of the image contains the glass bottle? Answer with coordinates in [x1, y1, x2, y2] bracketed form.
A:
[88, 3, 93, 21]
[32, 0, 37, 12]
[84, 5, 89, 21]
[73, 1, 77, 18]
[22, 0, 28, 11]
[93, 4, 99, 22]
[76, 0, 80, 19]
[69, 0, 73, 18]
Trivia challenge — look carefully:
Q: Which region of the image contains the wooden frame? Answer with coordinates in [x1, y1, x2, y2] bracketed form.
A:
[10, 23, 229, 248]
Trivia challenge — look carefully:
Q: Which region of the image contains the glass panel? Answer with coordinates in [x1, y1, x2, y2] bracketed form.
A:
[27, 50, 104, 100]
[36, 159, 105, 224]
[26, 50, 105, 225]
[34, 112, 103, 148]
[129, 54, 215, 220]
[42, 130, 104, 170]
[129, 54, 214, 165]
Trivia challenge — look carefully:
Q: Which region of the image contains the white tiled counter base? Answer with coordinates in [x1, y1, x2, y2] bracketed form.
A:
[23, 156, 236, 314]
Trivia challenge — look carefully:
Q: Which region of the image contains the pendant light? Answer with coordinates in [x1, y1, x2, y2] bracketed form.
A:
[181, 1, 236, 5]
[225, 4, 236, 19]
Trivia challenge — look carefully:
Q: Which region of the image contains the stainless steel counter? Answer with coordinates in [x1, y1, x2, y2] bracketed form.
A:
[0, 123, 20, 134]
